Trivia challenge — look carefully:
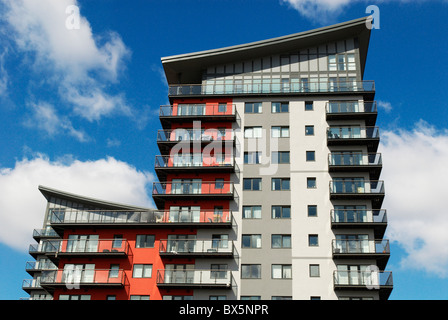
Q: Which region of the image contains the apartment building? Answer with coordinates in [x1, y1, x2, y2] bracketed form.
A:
[23, 16, 392, 300]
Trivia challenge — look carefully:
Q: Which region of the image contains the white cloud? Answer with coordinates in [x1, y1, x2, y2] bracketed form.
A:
[378, 100, 393, 113]
[24, 102, 89, 142]
[380, 120, 448, 277]
[1, 0, 131, 121]
[281, 0, 434, 22]
[0, 154, 154, 252]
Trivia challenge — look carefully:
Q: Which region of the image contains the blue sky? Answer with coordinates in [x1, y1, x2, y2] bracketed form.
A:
[0, 0, 448, 300]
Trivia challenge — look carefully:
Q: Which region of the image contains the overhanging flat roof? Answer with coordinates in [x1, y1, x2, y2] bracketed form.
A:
[38, 185, 152, 211]
[161, 16, 372, 84]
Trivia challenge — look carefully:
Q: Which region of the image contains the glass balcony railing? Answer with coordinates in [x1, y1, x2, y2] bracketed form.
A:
[328, 153, 382, 167]
[26, 260, 57, 271]
[334, 270, 393, 289]
[331, 209, 387, 224]
[48, 209, 233, 225]
[32, 227, 59, 239]
[330, 180, 385, 195]
[157, 128, 234, 143]
[40, 268, 128, 287]
[332, 239, 390, 255]
[29, 239, 130, 256]
[156, 269, 232, 288]
[327, 127, 380, 140]
[155, 154, 235, 169]
[152, 181, 234, 197]
[159, 239, 234, 256]
[160, 104, 237, 118]
[168, 80, 375, 96]
[326, 101, 377, 114]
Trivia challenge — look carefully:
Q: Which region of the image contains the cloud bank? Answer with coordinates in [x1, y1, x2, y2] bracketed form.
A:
[1, 0, 132, 139]
[380, 120, 448, 277]
[0, 155, 154, 252]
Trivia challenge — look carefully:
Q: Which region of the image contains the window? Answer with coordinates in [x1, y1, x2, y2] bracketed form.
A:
[242, 235, 262, 248]
[272, 151, 290, 164]
[109, 264, 120, 278]
[347, 54, 356, 70]
[243, 206, 262, 219]
[136, 235, 155, 248]
[307, 177, 316, 188]
[244, 152, 261, 164]
[163, 295, 193, 300]
[271, 178, 290, 191]
[106, 295, 116, 300]
[306, 151, 315, 161]
[305, 125, 314, 135]
[210, 296, 227, 300]
[244, 126, 263, 138]
[241, 264, 261, 279]
[271, 126, 289, 138]
[211, 264, 228, 279]
[243, 178, 262, 191]
[305, 101, 313, 111]
[328, 54, 337, 71]
[309, 264, 320, 277]
[245, 102, 262, 113]
[308, 235, 319, 247]
[272, 264, 292, 279]
[241, 296, 261, 300]
[215, 178, 224, 189]
[272, 206, 291, 219]
[311, 296, 321, 300]
[130, 295, 150, 300]
[133, 264, 153, 278]
[272, 235, 291, 248]
[271, 102, 289, 113]
[307, 205, 317, 217]
[59, 295, 91, 300]
[112, 234, 123, 248]
[272, 296, 292, 300]
[218, 103, 227, 113]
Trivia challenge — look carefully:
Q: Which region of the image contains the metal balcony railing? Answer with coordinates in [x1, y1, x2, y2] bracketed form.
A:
[327, 126, 380, 140]
[156, 269, 232, 288]
[159, 239, 234, 256]
[29, 239, 130, 256]
[168, 80, 375, 96]
[157, 128, 234, 143]
[160, 104, 236, 118]
[328, 153, 382, 167]
[326, 101, 377, 114]
[332, 239, 390, 255]
[155, 154, 235, 169]
[331, 209, 387, 224]
[334, 270, 393, 288]
[152, 181, 234, 197]
[48, 209, 233, 226]
[329, 180, 385, 195]
[40, 268, 128, 287]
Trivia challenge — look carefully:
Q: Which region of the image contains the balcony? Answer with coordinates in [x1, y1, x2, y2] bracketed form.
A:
[152, 181, 235, 208]
[326, 101, 377, 126]
[327, 127, 380, 152]
[333, 270, 393, 300]
[29, 239, 130, 263]
[48, 209, 233, 230]
[332, 239, 390, 269]
[329, 180, 385, 208]
[168, 80, 375, 97]
[22, 279, 43, 293]
[328, 153, 382, 180]
[155, 154, 236, 180]
[157, 128, 235, 153]
[40, 268, 128, 291]
[159, 104, 237, 127]
[159, 239, 234, 258]
[32, 227, 59, 241]
[25, 260, 57, 275]
[156, 269, 233, 289]
[331, 209, 388, 238]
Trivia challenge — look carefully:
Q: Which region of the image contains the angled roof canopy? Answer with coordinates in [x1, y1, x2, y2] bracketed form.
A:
[38, 185, 152, 211]
[161, 16, 372, 85]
